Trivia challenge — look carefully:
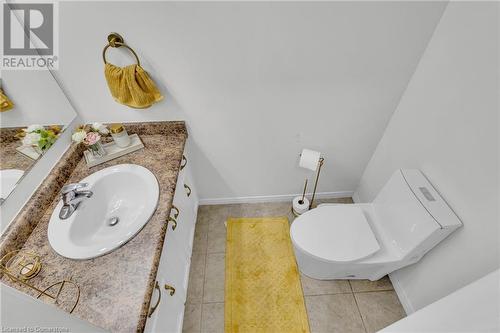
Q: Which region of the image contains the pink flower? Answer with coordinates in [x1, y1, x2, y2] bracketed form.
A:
[84, 132, 101, 146]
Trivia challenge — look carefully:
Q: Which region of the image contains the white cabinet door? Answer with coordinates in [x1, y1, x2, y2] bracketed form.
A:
[155, 288, 184, 333]
[157, 232, 189, 302]
[143, 278, 185, 333]
[145, 220, 190, 333]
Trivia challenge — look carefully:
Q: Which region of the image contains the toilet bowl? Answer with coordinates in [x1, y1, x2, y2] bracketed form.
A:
[290, 169, 462, 281]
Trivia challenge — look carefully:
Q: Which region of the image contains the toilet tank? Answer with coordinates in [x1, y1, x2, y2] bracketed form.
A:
[372, 169, 462, 257]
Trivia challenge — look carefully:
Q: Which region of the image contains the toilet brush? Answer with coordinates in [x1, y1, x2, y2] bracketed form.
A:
[299, 179, 308, 205]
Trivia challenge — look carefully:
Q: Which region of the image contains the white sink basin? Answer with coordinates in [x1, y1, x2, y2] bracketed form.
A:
[48, 164, 159, 259]
[0, 169, 24, 201]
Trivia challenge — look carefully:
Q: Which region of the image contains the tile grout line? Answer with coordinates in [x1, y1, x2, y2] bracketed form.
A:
[199, 253, 207, 332]
[199, 217, 209, 332]
[201, 245, 209, 331]
[206, 251, 225, 255]
[352, 289, 395, 294]
[202, 301, 225, 304]
[303, 291, 356, 297]
[352, 290, 369, 333]
[349, 279, 369, 333]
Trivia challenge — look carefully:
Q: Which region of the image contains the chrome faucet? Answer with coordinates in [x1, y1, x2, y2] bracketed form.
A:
[59, 183, 93, 220]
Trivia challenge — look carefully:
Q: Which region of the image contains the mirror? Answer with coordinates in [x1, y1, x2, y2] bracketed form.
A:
[0, 70, 77, 204]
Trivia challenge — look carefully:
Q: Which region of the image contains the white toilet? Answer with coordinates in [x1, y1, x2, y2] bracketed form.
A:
[290, 169, 462, 281]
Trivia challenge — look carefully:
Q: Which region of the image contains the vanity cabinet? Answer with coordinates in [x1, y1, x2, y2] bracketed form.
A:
[144, 144, 199, 333]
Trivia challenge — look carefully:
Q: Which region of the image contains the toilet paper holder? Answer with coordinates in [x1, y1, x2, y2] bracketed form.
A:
[297, 150, 325, 210]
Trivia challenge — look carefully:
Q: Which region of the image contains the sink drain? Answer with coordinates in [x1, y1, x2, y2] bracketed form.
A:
[108, 216, 119, 226]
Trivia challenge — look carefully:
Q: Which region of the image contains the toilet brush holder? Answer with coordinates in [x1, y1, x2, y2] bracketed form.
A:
[292, 178, 310, 216]
[292, 196, 310, 216]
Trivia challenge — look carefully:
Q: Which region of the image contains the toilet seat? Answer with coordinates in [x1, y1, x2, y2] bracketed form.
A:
[290, 205, 380, 263]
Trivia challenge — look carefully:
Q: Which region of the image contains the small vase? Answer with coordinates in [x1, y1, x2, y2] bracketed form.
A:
[88, 141, 106, 157]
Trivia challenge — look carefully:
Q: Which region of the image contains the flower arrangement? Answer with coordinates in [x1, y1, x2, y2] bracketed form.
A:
[72, 123, 109, 157]
[17, 124, 62, 153]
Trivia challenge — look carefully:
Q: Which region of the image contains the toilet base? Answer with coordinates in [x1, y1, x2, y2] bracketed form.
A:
[292, 245, 413, 281]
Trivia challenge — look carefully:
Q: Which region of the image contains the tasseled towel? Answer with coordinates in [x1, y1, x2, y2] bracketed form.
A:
[104, 63, 163, 108]
[0, 89, 14, 112]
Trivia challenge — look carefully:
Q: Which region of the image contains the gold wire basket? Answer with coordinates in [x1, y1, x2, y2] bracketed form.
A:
[0, 250, 80, 313]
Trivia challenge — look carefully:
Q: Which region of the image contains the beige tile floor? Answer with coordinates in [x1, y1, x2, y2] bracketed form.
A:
[182, 199, 405, 333]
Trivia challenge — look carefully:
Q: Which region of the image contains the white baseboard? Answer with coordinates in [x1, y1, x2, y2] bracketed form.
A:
[389, 273, 415, 315]
[199, 191, 354, 206]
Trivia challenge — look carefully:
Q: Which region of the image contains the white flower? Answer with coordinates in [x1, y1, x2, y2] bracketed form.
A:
[22, 132, 41, 146]
[92, 122, 109, 135]
[71, 130, 87, 143]
[26, 124, 44, 133]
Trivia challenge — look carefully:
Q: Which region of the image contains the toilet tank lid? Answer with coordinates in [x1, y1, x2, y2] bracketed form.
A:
[401, 169, 463, 229]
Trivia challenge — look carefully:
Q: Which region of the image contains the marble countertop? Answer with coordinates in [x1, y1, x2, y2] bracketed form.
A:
[0, 122, 187, 332]
[0, 128, 37, 171]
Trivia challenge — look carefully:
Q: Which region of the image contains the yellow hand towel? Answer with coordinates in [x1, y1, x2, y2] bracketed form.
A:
[0, 89, 14, 112]
[104, 63, 163, 108]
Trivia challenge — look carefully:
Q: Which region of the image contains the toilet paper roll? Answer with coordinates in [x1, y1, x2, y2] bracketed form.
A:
[292, 196, 310, 215]
[299, 149, 321, 171]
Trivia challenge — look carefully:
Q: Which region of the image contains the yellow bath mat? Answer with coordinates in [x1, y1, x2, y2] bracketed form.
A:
[225, 217, 310, 333]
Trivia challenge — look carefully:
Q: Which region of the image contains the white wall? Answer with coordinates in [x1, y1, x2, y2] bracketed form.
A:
[0, 70, 76, 127]
[55, 1, 446, 201]
[354, 2, 499, 312]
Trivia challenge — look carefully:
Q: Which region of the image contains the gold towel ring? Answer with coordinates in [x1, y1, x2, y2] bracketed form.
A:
[102, 32, 140, 66]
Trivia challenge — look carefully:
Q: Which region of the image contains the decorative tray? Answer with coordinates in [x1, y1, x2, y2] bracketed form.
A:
[84, 133, 144, 167]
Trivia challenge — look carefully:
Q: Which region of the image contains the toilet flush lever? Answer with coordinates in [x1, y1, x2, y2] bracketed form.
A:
[419, 187, 436, 202]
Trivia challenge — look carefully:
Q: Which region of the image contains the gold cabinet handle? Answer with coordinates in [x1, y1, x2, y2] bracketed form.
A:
[148, 281, 161, 318]
[171, 205, 180, 219]
[180, 155, 187, 170]
[164, 284, 176, 296]
[184, 184, 192, 197]
[167, 216, 177, 230]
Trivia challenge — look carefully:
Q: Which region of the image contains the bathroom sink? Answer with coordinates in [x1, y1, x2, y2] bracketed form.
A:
[48, 164, 159, 259]
[0, 169, 24, 201]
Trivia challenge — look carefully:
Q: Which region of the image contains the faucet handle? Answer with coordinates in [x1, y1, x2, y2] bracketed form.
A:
[61, 183, 89, 194]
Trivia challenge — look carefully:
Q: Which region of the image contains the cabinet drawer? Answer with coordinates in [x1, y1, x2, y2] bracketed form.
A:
[170, 205, 195, 255]
[170, 168, 196, 254]
[145, 222, 190, 333]
[182, 163, 198, 215]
